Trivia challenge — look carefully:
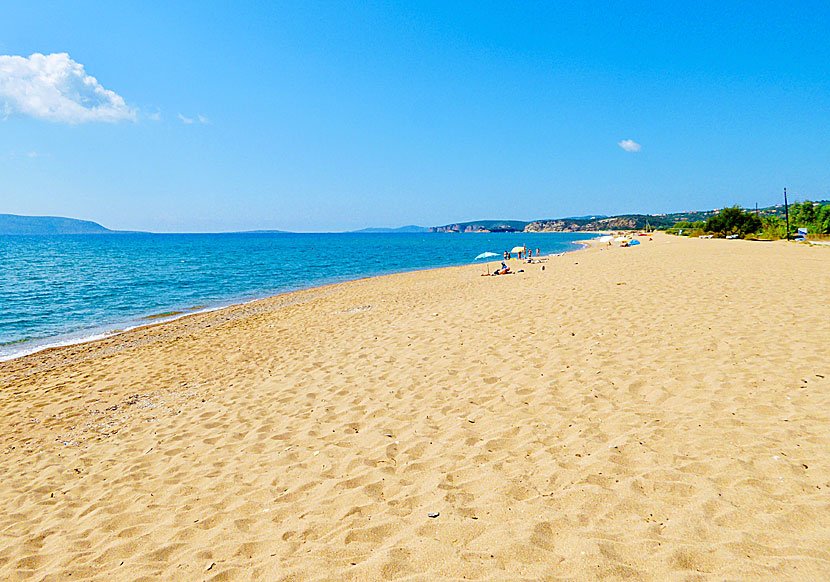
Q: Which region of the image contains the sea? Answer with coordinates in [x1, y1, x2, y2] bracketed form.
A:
[0, 231, 594, 361]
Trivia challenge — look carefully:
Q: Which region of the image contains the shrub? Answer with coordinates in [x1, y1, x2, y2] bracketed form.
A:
[760, 216, 786, 239]
[704, 207, 762, 238]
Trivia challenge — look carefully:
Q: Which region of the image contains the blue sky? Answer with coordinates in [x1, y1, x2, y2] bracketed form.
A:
[1, 2, 829, 232]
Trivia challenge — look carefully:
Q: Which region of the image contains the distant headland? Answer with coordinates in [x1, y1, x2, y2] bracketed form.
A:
[0, 214, 125, 235]
[429, 201, 829, 233]
[4, 201, 827, 235]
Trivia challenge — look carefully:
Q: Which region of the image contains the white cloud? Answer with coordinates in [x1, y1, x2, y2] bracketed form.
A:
[618, 139, 642, 152]
[0, 53, 135, 123]
[179, 113, 210, 124]
[5, 150, 51, 159]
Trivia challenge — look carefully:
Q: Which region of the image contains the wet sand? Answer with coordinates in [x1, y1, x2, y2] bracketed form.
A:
[2, 233, 829, 581]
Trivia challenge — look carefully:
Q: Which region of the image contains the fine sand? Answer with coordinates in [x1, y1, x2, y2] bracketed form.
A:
[1, 233, 829, 581]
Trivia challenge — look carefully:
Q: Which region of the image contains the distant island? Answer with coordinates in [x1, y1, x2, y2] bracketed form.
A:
[0, 214, 123, 235]
[236, 229, 290, 234]
[351, 225, 430, 233]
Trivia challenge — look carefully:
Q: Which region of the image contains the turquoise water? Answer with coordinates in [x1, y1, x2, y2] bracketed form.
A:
[0, 232, 593, 360]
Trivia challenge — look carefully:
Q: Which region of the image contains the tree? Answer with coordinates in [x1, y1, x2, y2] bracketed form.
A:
[792, 201, 816, 225]
[704, 206, 762, 238]
[816, 205, 830, 234]
[791, 201, 830, 235]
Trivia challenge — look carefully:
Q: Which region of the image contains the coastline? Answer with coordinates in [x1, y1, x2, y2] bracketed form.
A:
[2, 232, 828, 581]
[1, 238, 593, 365]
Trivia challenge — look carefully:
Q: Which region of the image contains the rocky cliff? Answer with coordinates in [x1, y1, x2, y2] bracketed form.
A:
[525, 216, 649, 232]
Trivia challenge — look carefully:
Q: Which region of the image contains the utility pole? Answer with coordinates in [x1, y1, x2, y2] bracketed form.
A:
[784, 188, 790, 240]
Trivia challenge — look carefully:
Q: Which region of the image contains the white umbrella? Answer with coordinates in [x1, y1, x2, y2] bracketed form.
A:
[475, 251, 500, 273]
[614, 237, 629, 242]
[510, 246, 525, 254]
[598, 235, 614, 242]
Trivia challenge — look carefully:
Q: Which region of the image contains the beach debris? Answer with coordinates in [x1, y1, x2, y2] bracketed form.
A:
[433, 313, 439, 316]
[428, 512, 440, 518]
[205, 562, 215, 572]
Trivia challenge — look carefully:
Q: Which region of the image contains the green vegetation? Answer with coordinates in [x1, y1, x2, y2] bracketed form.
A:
[665, 220, 706, 236]
[759, 216, 784, 239]
[667, 208, 761, 238]
[790, 200, 830, 235]
[704, 206, 762, 238]
[666, 200, 830, 240]
[756, 201, 830, 239]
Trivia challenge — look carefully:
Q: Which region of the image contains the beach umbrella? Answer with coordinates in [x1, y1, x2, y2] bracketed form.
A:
[598, 235, 614, 243]
[475, 251, 499, 273]
[510, 246, 525, 258]
[614, 237, 628, 242]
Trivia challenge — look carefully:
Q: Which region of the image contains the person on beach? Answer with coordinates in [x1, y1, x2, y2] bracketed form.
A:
[494, 262, 511, 275]
[536, 248, 540, 258]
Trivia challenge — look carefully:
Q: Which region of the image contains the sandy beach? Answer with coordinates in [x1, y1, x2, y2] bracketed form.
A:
[1, 233, 829, 581]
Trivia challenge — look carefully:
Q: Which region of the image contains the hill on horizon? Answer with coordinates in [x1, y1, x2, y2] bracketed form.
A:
[351, 225, 430, 233]
[0, 214, 118, 235]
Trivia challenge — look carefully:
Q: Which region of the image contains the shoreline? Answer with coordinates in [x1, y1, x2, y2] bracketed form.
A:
[3, 232, 828, 581]
[1, 240, 593, 365]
